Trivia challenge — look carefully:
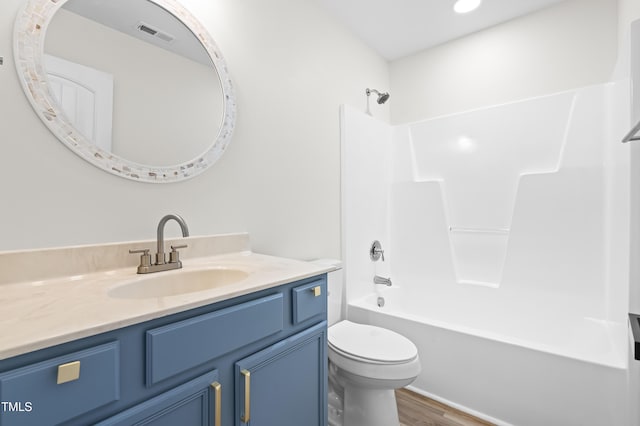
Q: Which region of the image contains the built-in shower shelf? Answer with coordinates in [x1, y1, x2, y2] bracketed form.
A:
[457, 280, 500, 288]
[448, 227, 510, 234]
[449, 226, 510, 287]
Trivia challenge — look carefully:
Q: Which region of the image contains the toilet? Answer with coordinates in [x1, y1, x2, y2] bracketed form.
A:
[313, 260, 421, 426]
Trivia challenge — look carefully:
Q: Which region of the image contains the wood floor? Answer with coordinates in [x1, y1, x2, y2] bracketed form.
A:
[396, 389, 495, 426]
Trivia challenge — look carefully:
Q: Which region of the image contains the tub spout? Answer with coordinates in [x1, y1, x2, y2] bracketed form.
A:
[374, 275, 392, 286]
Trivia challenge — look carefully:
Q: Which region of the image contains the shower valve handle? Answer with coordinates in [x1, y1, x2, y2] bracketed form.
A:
[370, 240, 385, 262]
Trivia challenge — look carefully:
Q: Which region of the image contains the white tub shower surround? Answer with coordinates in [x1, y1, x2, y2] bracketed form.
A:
[341, 81, 631, 426]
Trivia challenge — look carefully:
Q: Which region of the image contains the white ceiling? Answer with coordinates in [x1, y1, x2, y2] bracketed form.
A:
[62, 0, 212, 66]
[314, 0, 567, 61]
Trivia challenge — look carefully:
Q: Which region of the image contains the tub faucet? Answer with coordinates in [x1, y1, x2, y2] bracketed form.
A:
[374, 275, 392, 286]
[370, 240, 385, 262]
[129, 214, 190, 274]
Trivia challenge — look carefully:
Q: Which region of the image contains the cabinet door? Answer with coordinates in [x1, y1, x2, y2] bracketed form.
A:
[235, 321, 327, 426]
[97, 371, 221, 426]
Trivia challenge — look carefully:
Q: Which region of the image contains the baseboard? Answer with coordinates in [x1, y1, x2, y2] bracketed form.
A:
[404, 385, 513, 426]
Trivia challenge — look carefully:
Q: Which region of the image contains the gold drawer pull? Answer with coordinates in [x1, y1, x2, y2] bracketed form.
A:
[310, 286, 322, 297]
[211, 381, 221, 426]
[57, 361, 81, 384]
[240, 369, 251, 423]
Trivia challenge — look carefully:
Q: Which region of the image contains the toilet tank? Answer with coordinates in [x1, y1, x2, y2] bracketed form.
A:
[311, 259, 343, 326]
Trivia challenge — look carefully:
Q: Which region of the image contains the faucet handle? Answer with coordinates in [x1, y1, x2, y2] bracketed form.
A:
[370, 240, 385, 262]
[169, 244, 188, 264]
[129, 248, 152, 268]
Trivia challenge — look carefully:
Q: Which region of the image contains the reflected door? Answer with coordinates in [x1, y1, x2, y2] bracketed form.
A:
[44, 54, 114, 152]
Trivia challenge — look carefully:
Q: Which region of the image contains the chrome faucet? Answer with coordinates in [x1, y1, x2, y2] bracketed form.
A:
[155, 214, 189, 265]
[130, 214, 190, 274]
[374, 275, 392, 286]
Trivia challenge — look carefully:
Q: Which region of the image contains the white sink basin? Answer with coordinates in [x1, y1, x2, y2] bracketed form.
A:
[109, 268, 249, 299]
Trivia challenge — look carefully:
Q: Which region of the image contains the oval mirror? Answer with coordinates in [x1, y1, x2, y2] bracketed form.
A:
[14, 0, 236, 183]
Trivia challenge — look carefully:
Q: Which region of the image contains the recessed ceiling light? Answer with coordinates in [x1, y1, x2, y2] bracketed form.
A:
[454, 0, 482, 14]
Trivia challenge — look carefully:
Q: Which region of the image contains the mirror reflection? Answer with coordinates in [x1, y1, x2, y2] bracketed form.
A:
[44, 0, 224, 167]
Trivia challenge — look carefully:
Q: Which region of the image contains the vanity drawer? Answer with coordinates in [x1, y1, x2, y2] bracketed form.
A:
[146, 293, 284, 386]
[292, 279, 327, 324]
[0, 342, 119, 426]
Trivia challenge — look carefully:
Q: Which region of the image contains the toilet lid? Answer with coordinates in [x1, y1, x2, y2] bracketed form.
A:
[328, 321, 418, 363]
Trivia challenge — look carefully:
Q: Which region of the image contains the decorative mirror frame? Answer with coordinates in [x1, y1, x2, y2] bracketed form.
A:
[13, 0, 236, 183]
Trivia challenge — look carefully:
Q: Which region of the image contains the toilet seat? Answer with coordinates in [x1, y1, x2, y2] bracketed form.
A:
[328, 320, 418, 364]
[328, 321, 421, 384]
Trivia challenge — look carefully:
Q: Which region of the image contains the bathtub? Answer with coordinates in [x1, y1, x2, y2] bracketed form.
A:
[347, 287, 629, 426]
[340, 81, 633, 425]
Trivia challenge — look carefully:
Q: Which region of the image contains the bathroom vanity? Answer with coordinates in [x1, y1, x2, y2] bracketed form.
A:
[0, 234, 330, 425]
[5, 0, 330, 421]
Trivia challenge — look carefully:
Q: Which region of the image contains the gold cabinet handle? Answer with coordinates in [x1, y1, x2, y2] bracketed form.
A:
[240, 369, 251, 423]
[57, 361, 81, 384]
[210, 382, 221, 426]
[310, 286, 322, 297]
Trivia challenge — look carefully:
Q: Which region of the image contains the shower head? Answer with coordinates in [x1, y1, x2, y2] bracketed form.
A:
[377, 92, 390, 104]
[366, 88, 390, 104]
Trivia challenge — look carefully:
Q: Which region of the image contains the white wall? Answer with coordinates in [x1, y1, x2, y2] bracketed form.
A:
[0, 0, 389, 258]
[616, 0, 640, 83]
[390, 0, 618, 124]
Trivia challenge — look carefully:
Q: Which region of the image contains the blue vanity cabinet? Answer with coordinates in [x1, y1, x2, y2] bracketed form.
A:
[0, 274, 327, 426]
[95, 371, 221, 426]
[235, 321, 327, 426]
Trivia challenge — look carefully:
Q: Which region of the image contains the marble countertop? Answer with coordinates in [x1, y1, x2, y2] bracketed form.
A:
[0, 234, 333, 361]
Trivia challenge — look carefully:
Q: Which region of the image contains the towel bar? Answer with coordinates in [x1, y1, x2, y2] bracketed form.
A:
[622, 119, 640, 143]
[629, 313, 640, 360]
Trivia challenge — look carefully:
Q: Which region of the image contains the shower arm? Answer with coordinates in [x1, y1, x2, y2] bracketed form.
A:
[622, 118, 640, 143]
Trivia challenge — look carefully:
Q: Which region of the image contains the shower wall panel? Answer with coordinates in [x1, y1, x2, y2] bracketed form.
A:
[389, 82, 628, 322]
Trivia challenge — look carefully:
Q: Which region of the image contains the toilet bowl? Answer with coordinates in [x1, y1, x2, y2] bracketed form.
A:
[311, 259, 421, 426]
[328, 320, 421, 426]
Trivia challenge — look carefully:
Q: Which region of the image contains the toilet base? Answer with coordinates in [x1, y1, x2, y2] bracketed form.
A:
[328, 362, 403, 426]
[343, 386, 399, 426]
